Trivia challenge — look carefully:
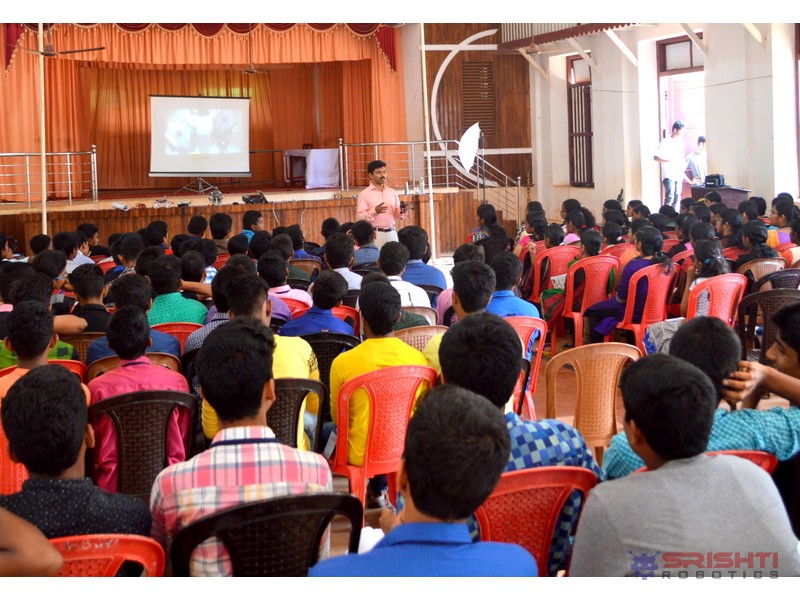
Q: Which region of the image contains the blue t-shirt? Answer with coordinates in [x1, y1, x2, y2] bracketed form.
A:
[86, 329, 181, 365]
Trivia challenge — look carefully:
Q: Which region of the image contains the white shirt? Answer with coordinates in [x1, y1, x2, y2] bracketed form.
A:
[387, 276, 431, 308]
[655, 135, 686, 181]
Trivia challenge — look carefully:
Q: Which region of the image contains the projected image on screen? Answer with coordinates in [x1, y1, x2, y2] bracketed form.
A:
[150, 96, 251, 177]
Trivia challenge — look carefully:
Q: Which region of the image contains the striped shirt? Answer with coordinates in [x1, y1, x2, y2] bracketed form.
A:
[150, 425, 332, 576]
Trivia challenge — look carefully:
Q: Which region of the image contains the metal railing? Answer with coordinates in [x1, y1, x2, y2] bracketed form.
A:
[0, 146, 98, 206]
[339, 139, 524, 223]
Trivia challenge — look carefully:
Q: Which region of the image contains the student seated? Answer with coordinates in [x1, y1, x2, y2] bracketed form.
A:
[150, 319, 332, 577]
[30, 249, 75, 313]
[68, 263, 111, 333]
[485, 251, 541, 319]
[350, 220, 380, 266]
[435, 243, 485, 327]
[0, 366, 151, 541]
[147, 255, 207, 326]
[571, 353, 800, 576]
[377, 242, 430, 308]
[397, 226, 447, 291]
[88, 306, 191, 493]
[209, 213, 232, 254]
[240, 210, 263, 242]
[321, 233, 362, 291]
[309, 385, 538, 577]
[258, 250, 313, 307]
[287, 224, 323, 265]
[279, 271, 354, 337]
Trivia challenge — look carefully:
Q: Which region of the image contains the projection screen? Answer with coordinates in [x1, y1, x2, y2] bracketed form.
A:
[149, 95, 251, 177]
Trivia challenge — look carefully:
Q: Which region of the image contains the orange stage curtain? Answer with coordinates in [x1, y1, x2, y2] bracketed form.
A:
[0, 24, 406, 196]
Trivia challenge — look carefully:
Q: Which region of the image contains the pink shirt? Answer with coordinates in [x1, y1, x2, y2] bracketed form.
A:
[356, 183, 402, 229]
[88, 356, 191, 493]
[269, 285, 313, 308]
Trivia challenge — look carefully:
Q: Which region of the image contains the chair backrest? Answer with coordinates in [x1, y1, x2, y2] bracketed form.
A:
[269, 378, 326, 450]
[281, 297, 313, 316]
[341, 289, 360, 308]
[752, 268, 800, 292]
[722, 246, 748, 261]
[50, 534, 164, 577]
[737, 289, 800, 363]
[48, 359, 87, 383]
[706, 450, 779, 473]
[393, 325, 449, 352]
[331, 365, 437, 478]
[87, 391, 198, 503]
[661, 238, 680, 252]
[736, 257, 786, 281]
[170, 494, 362, 576]
[352, 262, 380, 276]
[671, 249, 695, 271]
[98, 261, 118, 275]
[545, 343, 641, 456]
[685, 273, 748, 324]
[473, 467, 598, 576]
[618, 263, 675, 331]
[147, 352, 181, 372]
[401, 305, 437, 326]
[59, 332, 106, 363]
[212, 253, 231, 270]
[91, 255, 110, 263]
[418, 284, 444, 306]
[287, 278, 311, 291]
[150, 322, 203, 353]
[298, 332, 361, 421]
[780, 245, 800, 267]
[86, 355, 121, 382]
[563, 255, 619, 316]
[531, 246, 582, 302]
[505, 316, 548, 399]
[475, 235, 514, 265]
[0, 423, 26, 494]
[599, 243, 634, 259]
[289, 259, 321, 279]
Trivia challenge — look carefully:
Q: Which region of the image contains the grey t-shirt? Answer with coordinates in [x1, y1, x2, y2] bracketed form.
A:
[570, 454, 800, 577]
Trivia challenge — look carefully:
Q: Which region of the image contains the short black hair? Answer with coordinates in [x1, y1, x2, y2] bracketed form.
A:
[197, 318, 275, 422]
[257, 250, 288, 287]
[287, 224, 306, 251]
[242, 210, 263, 231]
[671, 120, 685, 132]
[680, 197, 695, 211]
[620, 354, 716, 461]
[0, 262, 34, 304]
[77, 223, 99, 239]
[226, 274, 268, 318]
[324, 233, 354, 269]
[321, 217, 340, 239]
[692, 204, 711, 223]
[117, 233, 145, 263]
[398, 226, 429, 260]
[180, 250, 206, 283]
[772, 303, 800, 360]
[359, 282, 400, 335]
[752, 196, 768, 216]
[452, 261, 495, 313]
[248, 230, 272, 259]
[170, 233, 191, 257]
[270, 234, 294, 260]
[29, 233, 52, 255]
[10, 272, 53, 305]
[227, 233, 249, 256]
[738, 200, 759, 222]
[225, 254, 257, 275]
[489, 251, 522, 291]
[210, 213, 233, 240]
[31, 249, 67, 279]
[149, 254, 182, 295]
[187, 215, 208, 236]
[670, 316, 740, 401]
[1, 365, 87, 476]
[477, 204, 498, 226]
[143, 221, 168, 247]
[109, 274, 151, 311]
[543, 224, 565, 247]
[211, 264, 249, 313]
[404, 384, 509, 520]
[52, 232, 78, 256]
[8, 301, 53, 359]
[311, 270, 348, 310]
[68, 263, 105, 300]
[378, 242, 409, 276]
[107, 306, 150, 360]
[658, 204, 677, 219]
[349, 221, 375, 246]
[367, 160, 386, 174]
[452, 243, 485, 264]
[199, 239, 219, 267]
[439, 313, 521, 408]
[134, 246, 165, 277]
[705, 191, 722, 204]
[562, 198, 581, 214]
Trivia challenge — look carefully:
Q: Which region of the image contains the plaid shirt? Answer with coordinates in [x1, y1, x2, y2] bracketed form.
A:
[150, 425, 332, 576]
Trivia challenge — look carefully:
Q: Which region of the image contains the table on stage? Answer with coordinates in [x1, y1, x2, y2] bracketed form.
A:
[690, 185, 751, 209]
[283, 149, 339, 189]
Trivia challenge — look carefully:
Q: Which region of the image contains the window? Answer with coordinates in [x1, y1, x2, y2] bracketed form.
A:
[567, 56, 593, 187]
[657, 35, 704, 74]
[462, 62, 495, 135]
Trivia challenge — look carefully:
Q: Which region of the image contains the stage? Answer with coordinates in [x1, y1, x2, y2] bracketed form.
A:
[0, 186, 483, 257]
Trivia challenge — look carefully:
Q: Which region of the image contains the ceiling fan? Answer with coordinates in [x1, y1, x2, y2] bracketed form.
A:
[25, 24, 105, 57]
[242, 23, 261, 74]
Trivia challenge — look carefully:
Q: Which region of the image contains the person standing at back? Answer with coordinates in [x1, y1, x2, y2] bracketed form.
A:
[654, 120, 688, 208]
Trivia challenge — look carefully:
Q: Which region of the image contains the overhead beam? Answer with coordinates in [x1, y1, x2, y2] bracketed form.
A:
[566, 37, 599, 71]
[424, 44, 497, 51]
[742, 23, 766, 47]
[604, 30, 637, 67]
[679, 24, 707, 57]
[517, 48, 548, 80]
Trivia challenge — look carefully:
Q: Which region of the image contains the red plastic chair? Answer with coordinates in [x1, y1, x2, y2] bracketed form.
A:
[150, 322, 203, 353]
[662, 231, 678, 240]
[49, 359, 88, 383]
[611, 264, 676, 353]
[661, 239, 680, 253]
[90, 255, 109, 263]
[777, 243, 800, 267]
[506, 316, 547, 420]
[722, 246, 748, 262]
[685, 273, 747, 325]
[212, 253, 231, 270]
[474, 467, 598, 577]
[0, 423, 27, 494]
[330, 365, 437, 512]
[635, 450, 779, 475]
[671, 249, 695, 271]
[530, 246, 582, 304]
[0, 365, 16, 378]
[599, 243, 634, 259]
[280, 297, 313, 316]
[50, 534, 165, 577]
[561, 255, 619, 349]
[98, 261, 118, 275]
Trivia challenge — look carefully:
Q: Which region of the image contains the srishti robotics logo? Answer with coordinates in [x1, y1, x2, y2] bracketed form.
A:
[629, 550, 660, 579]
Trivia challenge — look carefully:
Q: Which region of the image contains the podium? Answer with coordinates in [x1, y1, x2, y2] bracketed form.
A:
[690, 185, 751, 209]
